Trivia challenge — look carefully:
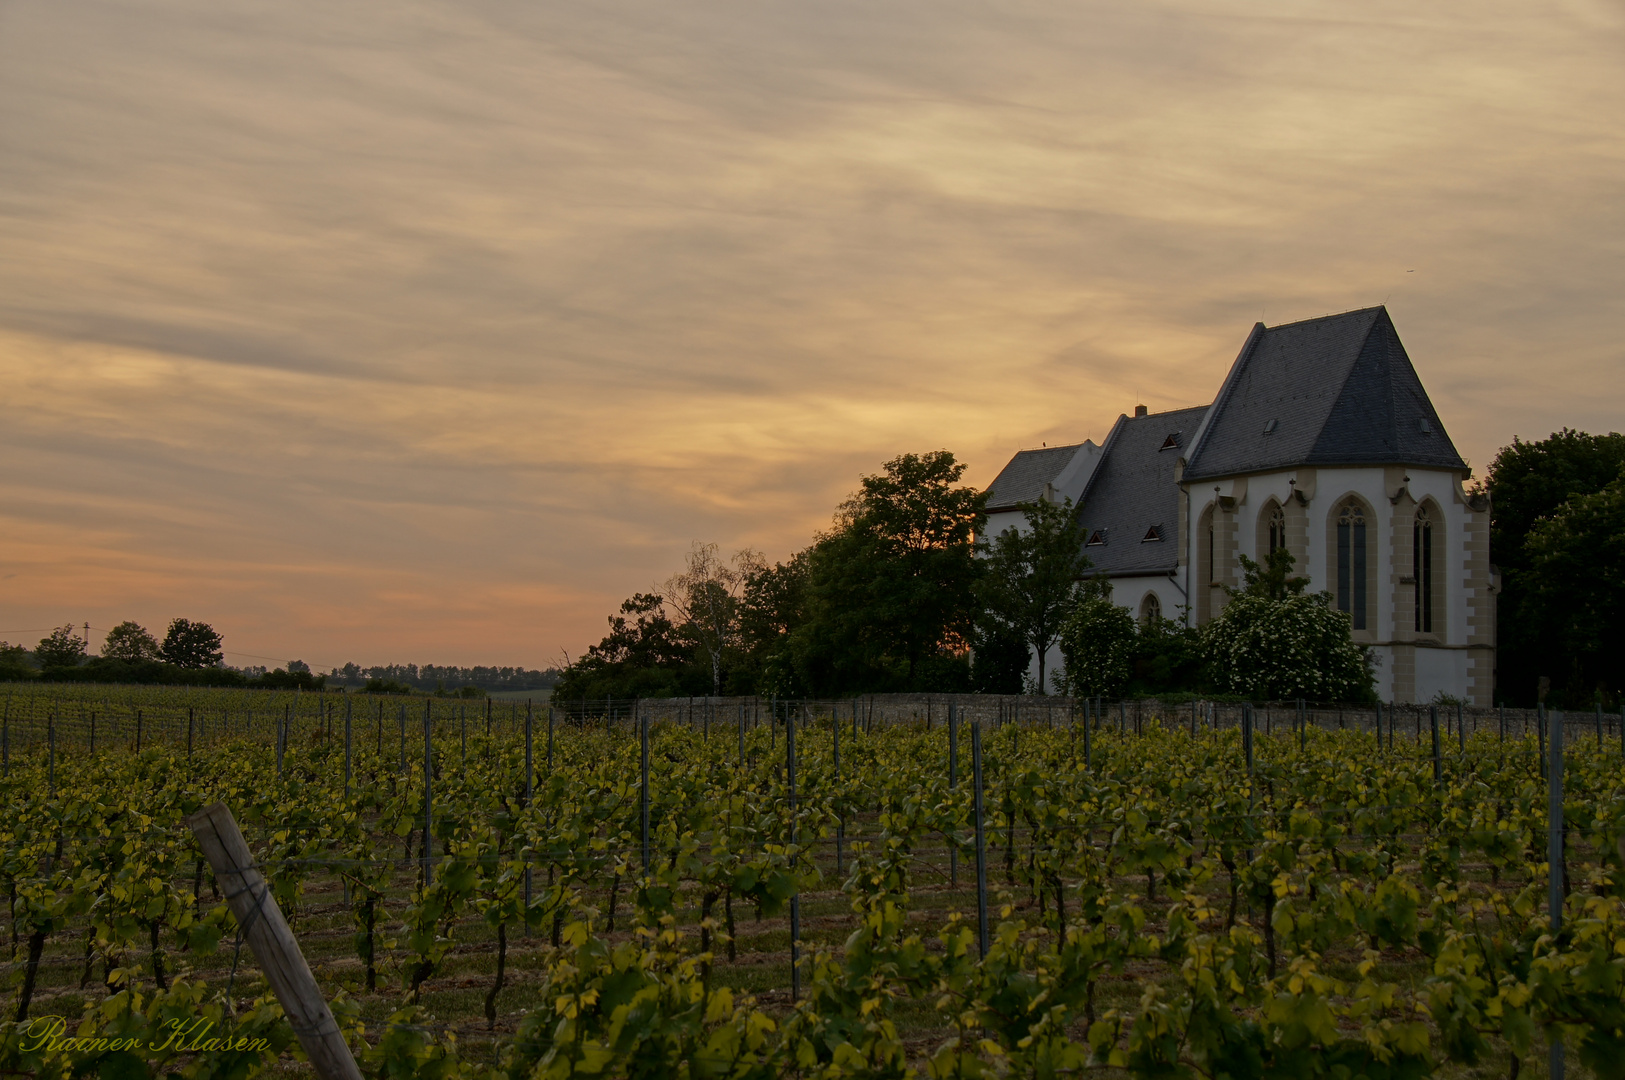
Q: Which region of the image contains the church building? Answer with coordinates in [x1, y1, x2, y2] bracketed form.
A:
[984, 306, 1495, 705]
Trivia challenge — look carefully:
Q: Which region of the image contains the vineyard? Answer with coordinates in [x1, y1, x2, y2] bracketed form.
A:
[0, 685, 1622, 1079]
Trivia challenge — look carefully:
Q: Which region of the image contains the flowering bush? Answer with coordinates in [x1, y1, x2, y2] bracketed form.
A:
[1056, 583, 1137, 698]
[1200, 590, 1373, 701]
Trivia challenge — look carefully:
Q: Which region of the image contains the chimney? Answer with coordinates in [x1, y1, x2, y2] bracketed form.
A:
[1134, 404, 1148, 418]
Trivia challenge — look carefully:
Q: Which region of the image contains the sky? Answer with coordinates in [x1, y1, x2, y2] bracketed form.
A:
[1, 0, 1621, 671]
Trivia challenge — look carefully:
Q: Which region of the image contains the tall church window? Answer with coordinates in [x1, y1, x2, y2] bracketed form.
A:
[1266, 505, 1285, 556]
[1141, 592, 1161, 625]
[1414, 507, 1433, 633]
[1336, 500, 1367, 630]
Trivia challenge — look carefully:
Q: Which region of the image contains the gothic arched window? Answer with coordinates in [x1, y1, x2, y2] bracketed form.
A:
[1414, 507, 1434, 633]
[1336, 500, 1367, 630]
[1141, 592, 1161, 626]
[1266, 505, 1285, 556]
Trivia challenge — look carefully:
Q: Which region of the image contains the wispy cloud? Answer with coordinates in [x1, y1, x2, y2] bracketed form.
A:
[1, 0, 1621, 663]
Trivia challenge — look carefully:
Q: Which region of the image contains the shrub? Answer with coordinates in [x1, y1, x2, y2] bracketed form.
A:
[1056, 581, 1137, 698]
[1200, 591, 1373, 702]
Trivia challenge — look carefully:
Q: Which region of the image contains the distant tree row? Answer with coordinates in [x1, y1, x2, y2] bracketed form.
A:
[324, 662, 560, 693]
[0, 618, 563, 695]
[551, 450, 1376, 703]
[1, 619, 230, 685]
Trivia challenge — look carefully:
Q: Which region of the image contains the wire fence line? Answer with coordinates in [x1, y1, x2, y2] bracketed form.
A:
[4, 682, 1620, 758]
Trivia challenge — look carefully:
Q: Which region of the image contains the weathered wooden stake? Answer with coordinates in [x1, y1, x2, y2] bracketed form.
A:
[185, 803, 363, 1080]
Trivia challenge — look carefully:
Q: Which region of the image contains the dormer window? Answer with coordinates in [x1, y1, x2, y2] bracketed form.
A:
[1419, 418, 1433, 434]
[1142, 525, 1163, 542]
[1086, 529, 1107, 546]
[1262, 418, 1278, 435]
[1159, 433, 1181, 450]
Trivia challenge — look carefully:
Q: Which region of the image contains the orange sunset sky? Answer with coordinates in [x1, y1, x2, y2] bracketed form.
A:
[2, 1, 1622, 671]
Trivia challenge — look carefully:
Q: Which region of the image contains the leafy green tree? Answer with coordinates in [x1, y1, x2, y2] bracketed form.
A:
[1128, 614, 1203, 694]
[158, 619, 224, 669]
[0, 642, 33, 681]
[1487, 429, 1625, 704]
[1056, 579, 1136, 698]
[789, 451, 986, 694]
[969, 617, 1030, 694]
[34, 625, 86, 669]
[661, 543, 758, 696]
[102, 621, 162, 663]
[977, 498, 1091, 694]
[1199, 551, 1372, 702]
[1521, 472, 1625, 704]
[552, 593, 696, 700]
[734, 551, 811, 697]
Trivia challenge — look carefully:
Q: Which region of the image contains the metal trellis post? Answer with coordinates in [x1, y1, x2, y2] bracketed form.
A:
[1548, 707, 1565, 1080]
[787, 700, 800, 1001]
[972, 719, 989, 959]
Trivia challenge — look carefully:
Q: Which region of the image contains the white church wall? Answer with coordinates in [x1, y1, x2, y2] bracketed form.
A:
[984, 509, 1026, 545]
[1414, 645, 1466, 703]
[1368, 645, 1395, 702]
[1183, 466, 1476, 703]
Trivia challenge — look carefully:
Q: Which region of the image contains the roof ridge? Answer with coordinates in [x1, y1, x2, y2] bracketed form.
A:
[1263, 305, 1386, 332]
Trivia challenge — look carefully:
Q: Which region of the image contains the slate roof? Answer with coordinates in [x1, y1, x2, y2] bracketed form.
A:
[1074, 405, 1209, 575]
[1183, 307, 1466, 481]
[985, 444, 1084, 511]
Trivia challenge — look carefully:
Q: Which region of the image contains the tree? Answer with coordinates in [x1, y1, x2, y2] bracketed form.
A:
[35, 625, 86, 669]
[661, 543, 759, 696]
[977, 497, 1091, 694]
[159, 619, 224, 669]
[1056, 580, 1137, 698]
[1487, 429, 1625, 705]
[970, 617, 1035, 695]
[790, 451, 986, 693]
[102, 621, 162, 663]
[0, 642, 34, 681]
[1199, 550, 1372, 702]
[735, 551, 812, 697]
[1520, 471, 1625, 705]
[551, 593, 693, 700]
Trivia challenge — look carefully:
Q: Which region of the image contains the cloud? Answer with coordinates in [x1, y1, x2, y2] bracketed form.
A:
[1, 0, 1621, 663]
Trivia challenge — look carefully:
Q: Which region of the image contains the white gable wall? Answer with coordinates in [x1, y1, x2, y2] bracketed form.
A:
[1179, 464, 1488, 705]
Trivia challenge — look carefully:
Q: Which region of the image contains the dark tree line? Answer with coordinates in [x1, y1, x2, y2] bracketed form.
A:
[553, 449, 1354, 702]
[1487, 428, 1625, 707]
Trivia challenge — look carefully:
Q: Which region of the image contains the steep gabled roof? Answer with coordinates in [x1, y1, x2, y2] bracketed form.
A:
[985, 443, 1083, 511]
[1182, 307, 1466, 482]
[1074, 405, 1209, 575]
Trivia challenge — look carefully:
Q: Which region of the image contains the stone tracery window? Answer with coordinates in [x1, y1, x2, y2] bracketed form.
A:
[1414, 507, 1434, 634]
[1336, 500, 1367, 630]
[1140, 592, 1161, 626]
[1266, 504, 1285, 556]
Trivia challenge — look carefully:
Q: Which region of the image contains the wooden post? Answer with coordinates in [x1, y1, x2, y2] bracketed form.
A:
[185, 803, 363, 1080]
